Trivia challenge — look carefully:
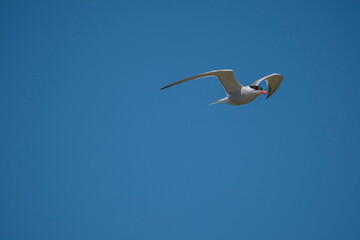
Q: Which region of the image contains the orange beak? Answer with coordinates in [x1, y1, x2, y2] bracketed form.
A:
[260, 90, 268, 95]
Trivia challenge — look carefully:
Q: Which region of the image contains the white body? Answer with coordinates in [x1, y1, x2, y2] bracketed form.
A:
[217, 86, 262, 106]
[161, 70, 283, 106]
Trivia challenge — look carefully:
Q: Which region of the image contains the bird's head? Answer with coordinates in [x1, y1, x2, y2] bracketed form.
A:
[249, 85, 268, 95]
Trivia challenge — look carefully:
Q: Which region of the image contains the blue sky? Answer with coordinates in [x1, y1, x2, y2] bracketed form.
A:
[1, 0, 360, 239]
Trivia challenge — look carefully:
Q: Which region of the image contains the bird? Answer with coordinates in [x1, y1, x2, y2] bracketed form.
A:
[160, 69, 283, 106]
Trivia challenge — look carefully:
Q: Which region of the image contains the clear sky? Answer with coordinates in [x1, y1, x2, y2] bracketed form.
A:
[1, 0, 360, 239]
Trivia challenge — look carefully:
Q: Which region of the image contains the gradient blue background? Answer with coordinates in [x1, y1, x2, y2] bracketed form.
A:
[1, 0, 360, 239]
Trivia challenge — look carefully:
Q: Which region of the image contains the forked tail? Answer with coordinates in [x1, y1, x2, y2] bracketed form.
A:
[209, 97, 228, 105]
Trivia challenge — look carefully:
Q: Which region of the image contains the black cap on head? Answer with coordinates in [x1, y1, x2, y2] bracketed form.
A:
[249, 85, 263, 91]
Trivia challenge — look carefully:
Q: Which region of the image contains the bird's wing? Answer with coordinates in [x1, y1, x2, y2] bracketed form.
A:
[251, 73, 283, 99]
[160, 70, 242, 94]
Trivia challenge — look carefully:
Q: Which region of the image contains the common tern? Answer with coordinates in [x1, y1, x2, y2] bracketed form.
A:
[160, 69, 283, 106]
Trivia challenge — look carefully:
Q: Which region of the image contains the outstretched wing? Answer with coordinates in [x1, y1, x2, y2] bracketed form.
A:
[160, 70, 242, 94]
[251, 73, 283, 99]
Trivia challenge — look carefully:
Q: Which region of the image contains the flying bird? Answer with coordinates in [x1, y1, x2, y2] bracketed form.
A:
[160, 69, 283, 106]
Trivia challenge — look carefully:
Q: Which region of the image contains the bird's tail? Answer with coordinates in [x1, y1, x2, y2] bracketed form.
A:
[209, 97, 228, 105]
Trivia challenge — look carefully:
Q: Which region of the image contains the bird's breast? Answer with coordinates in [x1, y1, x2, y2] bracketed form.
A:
[227, 92, 259, 105]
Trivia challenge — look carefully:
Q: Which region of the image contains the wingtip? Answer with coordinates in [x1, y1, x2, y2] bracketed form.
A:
[272, 73, 284, 79]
